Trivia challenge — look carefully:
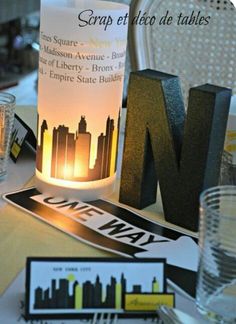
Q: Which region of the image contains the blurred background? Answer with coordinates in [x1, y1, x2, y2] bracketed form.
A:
[0, 0, 41, 104]
[0, 0, 234, 107]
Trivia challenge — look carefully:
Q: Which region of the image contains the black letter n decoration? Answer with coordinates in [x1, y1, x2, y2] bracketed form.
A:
[119, 70, 231, 232]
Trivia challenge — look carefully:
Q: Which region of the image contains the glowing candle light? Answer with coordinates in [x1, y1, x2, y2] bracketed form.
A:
[36, 0, 129, 200]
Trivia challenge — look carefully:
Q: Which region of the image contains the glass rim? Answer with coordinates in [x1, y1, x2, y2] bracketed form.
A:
[200, 185, 236, 220]
[0, 92, 16, 105]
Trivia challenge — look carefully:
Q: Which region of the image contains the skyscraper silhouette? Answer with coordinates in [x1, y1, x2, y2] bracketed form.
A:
[44, 288, 50, 308]
[0, 110, 5, 153]
[115, 111, 121, 171]
[73, 280, 83, 309]
[152, 277, 159, 293]
[93, 117, 115, 180]
[51, 125, 75, 180]
[104, 117, 114, 178]
[132, 285, 142, 293]
[105, 276, 116, 308]
[74, 116, 91, 178]
[34, 287, 44, 309]
[51, 279, 57, 308]
[94, 275, 102, 308]
[78, 115, 87, 133]
[83, 280, 94, 308]
[121, 273, 126, 308]
[36, 120, 48, 172]
[92, 133, 105, 180]
[57, 279, 70, 309]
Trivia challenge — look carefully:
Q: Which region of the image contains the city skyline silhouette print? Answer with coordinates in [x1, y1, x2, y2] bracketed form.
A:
[33, 273, 160, 310]
[25, 258, 171, 319]
[36, 112, 120, 182]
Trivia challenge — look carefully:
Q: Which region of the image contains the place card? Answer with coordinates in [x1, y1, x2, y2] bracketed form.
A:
[25, 257, 174, 320]
[10, 114, 36, 162]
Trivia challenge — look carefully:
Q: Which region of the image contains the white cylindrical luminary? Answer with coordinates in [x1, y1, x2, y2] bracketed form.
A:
[35, 0, 129, 201]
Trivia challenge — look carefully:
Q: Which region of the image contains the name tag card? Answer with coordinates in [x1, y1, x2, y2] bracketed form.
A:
[25, 257, 174, 320]
[10, 114, 36, 162]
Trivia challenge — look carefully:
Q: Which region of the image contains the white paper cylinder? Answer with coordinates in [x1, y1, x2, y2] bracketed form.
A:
[35, 0, 129, 200]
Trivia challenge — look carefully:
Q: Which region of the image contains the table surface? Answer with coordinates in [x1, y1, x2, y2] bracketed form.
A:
[0, 106, 205, 322]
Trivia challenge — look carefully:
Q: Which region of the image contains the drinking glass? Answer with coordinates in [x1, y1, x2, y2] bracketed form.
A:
[196, 186, 236, 323]
[0, 92, 16, 178]
[220, 95, 236, 185]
